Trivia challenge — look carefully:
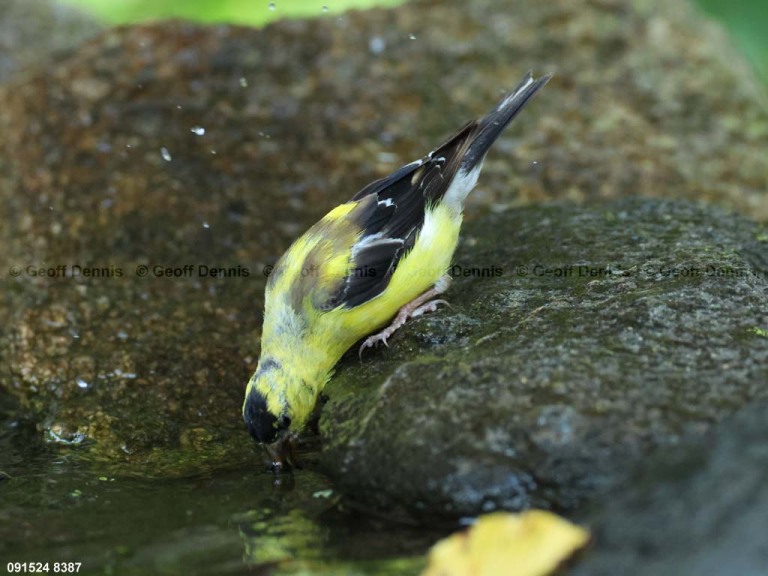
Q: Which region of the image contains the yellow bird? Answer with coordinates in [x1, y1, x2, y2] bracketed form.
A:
[243, 72, 550, 469]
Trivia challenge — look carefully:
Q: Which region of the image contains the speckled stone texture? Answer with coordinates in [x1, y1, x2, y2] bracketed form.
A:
[321, 198, 768, 519]
[1, 0, 766, 487]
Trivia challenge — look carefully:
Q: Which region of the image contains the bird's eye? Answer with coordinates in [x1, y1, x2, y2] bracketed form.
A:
[278, 415, 291, 429]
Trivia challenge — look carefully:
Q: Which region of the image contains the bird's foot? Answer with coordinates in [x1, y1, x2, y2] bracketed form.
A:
[359, 288, 451, 358]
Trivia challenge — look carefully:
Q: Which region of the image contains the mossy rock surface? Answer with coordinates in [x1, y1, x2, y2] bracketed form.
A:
[1, 0, 766, 482]
[320, 198, 768, 519]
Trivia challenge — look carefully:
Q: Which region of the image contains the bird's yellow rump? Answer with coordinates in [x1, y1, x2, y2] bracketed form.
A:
[243, 72, 550, 469]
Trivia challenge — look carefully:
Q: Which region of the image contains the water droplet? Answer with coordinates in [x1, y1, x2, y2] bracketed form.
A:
[369, 36, 386, 54]
[239, 77, 248, 87]
[408, 33, 416, 40]
[76, 377, 89, 389]
[268, 2, 276, 10]
[117, 330, 128, 340]
[190, 126, 206, 136]
[202, 221, 210, 229]
[176, 104, 183, 110]
[160, 147, 172, 162]
[210, 149, 217, 155]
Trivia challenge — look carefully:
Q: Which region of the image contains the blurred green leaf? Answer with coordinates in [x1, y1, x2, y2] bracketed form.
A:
[61, 0, 407, 26]
[695, 0, 768, 83]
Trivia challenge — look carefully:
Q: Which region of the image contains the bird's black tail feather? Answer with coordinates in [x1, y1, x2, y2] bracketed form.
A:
[460, 71, 551, 173]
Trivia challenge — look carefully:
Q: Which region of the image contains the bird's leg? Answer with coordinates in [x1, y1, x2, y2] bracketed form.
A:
[359, 275, 452, 357]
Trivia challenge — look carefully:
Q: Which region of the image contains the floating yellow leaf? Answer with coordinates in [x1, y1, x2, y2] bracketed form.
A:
[422, 510, 589, 576]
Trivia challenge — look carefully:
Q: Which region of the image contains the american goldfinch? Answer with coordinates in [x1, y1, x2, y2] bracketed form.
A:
[244, 72, 550, 470]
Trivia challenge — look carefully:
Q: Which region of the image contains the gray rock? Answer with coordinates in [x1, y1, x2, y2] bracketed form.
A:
[570, 402, 768, 576]
[1, 0, 766, 479]
[320, 198, 768, 519]
[0, 0, 103, 82]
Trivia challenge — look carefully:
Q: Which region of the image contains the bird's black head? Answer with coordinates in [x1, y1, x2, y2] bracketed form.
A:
[243, 389, 291, 445]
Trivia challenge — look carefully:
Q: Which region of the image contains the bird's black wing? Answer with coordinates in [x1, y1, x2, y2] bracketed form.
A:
[323, 72, 551, 310]
[327, 130, 474, 310]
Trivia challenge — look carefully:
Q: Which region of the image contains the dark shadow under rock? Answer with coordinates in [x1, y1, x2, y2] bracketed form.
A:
[570, 402, 768, 576]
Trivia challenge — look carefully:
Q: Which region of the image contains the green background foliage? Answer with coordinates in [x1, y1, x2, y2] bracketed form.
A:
[696, 0, 768, 83]
[61, 0, 405, 26]
[61, 0, 768, 84]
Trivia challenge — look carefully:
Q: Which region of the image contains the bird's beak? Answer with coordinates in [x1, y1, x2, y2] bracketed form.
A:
[264, 430, 298, 473]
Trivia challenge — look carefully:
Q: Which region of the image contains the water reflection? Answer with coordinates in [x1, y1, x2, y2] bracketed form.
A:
[0, 410, 440, 575]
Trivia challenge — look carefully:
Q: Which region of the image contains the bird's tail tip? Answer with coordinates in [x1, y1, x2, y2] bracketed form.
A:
[460, 71, 552, 172]
[493, 70, 552, 116]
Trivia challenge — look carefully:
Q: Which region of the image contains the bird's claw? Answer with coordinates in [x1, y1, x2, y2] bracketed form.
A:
[358, 297, 451, 359]
[358, 333, 391, 359]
